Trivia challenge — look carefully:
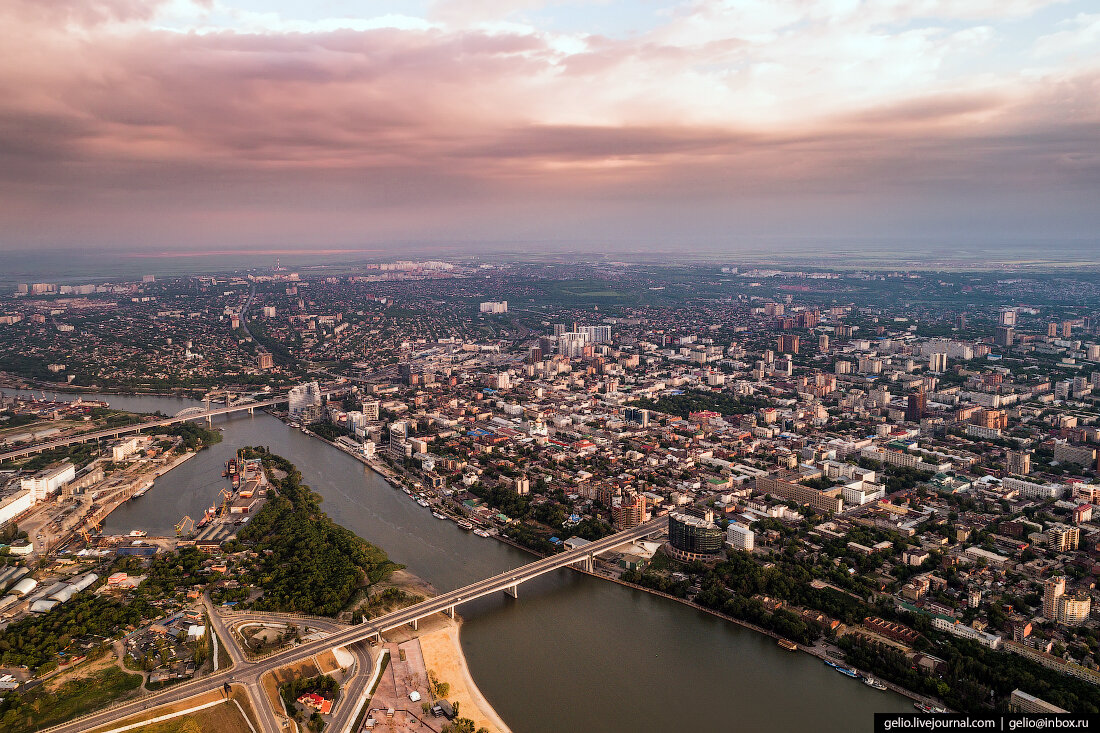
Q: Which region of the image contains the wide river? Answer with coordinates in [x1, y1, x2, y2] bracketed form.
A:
[21, 390, 913, 731]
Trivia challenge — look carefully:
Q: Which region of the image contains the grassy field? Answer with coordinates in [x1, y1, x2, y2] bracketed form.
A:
[132, 698, 252, 733]
[4, 665, 143, 733]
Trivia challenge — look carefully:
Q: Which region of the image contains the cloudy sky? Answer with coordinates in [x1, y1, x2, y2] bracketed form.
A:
[2, 0, 1097, 254]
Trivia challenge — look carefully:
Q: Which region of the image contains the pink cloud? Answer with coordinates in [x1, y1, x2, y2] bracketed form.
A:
[0, 0, 1096, 250]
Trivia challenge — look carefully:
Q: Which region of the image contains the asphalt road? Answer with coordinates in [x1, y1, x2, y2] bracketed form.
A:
[44, 517, 667, 733]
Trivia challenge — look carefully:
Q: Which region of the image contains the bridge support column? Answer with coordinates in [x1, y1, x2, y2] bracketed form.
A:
[410, 618, 418, 631]
[248, 407, 254, 416]
[585, 554, 594, 573]
[446, 606, 455, 619]
[504, 584, 518, 599]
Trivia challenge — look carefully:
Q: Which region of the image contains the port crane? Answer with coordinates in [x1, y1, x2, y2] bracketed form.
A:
[175, 515, 194, 537]
[218, 489, 233, 517]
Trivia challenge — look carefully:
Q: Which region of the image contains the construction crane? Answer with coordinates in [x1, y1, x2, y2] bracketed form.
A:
[175, 515, 194, 537]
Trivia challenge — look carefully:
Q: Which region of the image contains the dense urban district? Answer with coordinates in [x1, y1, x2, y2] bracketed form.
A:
[2, 260, 1100, 729]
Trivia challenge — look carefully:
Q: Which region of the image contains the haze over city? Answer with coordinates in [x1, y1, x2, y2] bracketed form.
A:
[1, 0, 1098, 253]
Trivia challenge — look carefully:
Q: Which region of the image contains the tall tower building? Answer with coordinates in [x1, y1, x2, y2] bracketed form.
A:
[1043, 576, 1065, 621]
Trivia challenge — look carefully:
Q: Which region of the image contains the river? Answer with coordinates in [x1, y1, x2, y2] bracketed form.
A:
[10, 389, 915, 730]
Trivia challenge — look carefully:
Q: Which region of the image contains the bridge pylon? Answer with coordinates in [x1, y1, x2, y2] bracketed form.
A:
[504, 584, 518, 599]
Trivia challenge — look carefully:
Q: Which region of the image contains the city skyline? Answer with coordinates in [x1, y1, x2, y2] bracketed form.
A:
[1, 0, 1098, 253]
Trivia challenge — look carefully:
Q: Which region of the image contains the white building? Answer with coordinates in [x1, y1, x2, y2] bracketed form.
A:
[1003, 477, 1063, 500]
[20, 462, 76, 502]
[288, 381, 322, 420]
[110, 437, 141, 462]
[0, 486, 34, 526]
[479, 301, 508, 314]
[842, 482, 886, 506]
[726, 522, 755, 551]
[932, 616, 1002, 648]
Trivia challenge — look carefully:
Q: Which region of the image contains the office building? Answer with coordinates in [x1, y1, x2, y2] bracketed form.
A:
[667, 512, 725, 561]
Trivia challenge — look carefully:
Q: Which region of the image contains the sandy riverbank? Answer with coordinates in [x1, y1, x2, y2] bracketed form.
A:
[416, 618, 512, 733]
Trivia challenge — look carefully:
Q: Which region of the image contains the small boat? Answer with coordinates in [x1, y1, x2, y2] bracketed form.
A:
[864, 677, 887, 690]
[832, 665, 859, 678]
[128, 530, 147, 538]
[416, 499, 430, 508]
[777, 639, 798, 651]
[402, 488, 412, 495]
[456, 520, 474, 531]
[474, 529, 490, 538]
[824, 660, 840, 669]
[432, 512, 447, 520]
[914, 703, 945, 714]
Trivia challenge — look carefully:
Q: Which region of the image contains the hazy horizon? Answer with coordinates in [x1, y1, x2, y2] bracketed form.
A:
[1, 0, 1098, 255]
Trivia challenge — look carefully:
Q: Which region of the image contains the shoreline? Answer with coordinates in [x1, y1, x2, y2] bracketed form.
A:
[312, 430, 942, 711]
[415, 617, 513, 733]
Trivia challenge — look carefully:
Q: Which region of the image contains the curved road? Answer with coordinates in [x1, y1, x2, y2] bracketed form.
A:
[45, 517, 666, 733]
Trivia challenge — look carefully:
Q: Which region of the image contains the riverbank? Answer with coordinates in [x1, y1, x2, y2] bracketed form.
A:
[416, 618, 513, 733]
[308, 424, 940, 710]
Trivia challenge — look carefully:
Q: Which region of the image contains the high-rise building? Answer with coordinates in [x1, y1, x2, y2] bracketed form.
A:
[928, 352, 948, 372]
[817, 334, 829, 351]
[998, 308, 1017, 327]
[1043, 576, 1065, 620]
[623, 407, 650, 427]
[1059, 591, 1092, 625]
[257, 352, 273, 371]
[361, 399, 380, 421]
[1047, 524, 1080, 552]
[287, 382, 322, 421]
[777, 334, 800, 354]
[667, 512, 725, 561]
[993, 326, 1015, 347]
[479, 301, 508, 313]
[1006, 450, 1031, 476]
[905, 391, 927, 422]
[611, 492, 646, 530]
[1048, 322, 1060, 338]
[726, 522, 754, 551]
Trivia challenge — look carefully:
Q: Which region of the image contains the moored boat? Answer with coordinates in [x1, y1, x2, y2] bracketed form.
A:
[777, 639, 798, 651]
[864, 677, 887, 690]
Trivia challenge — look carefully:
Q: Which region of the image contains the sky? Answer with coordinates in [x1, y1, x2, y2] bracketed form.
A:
[1, 0, 1098, 256]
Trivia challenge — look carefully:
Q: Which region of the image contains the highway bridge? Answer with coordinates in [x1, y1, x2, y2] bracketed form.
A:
[0, 387, 350, 463]
[43, 515, 668, 733]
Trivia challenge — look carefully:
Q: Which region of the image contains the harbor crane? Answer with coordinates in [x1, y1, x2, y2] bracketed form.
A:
[175, 515, 194, 537]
